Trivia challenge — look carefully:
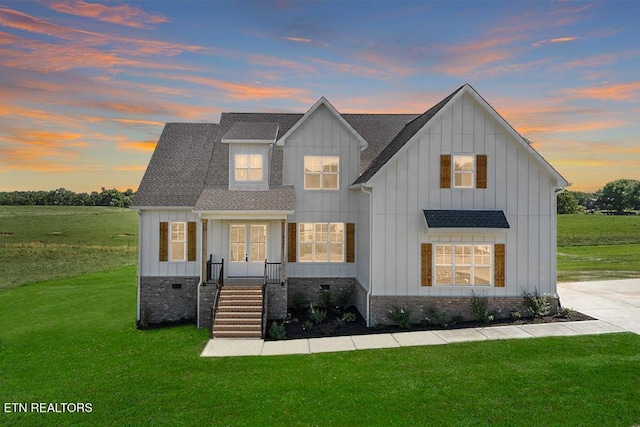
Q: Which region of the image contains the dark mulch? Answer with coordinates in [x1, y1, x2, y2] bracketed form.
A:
[269, 306, 595, 341]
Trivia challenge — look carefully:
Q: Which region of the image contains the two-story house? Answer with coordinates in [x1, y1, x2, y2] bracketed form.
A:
[131, 84, 569, 336]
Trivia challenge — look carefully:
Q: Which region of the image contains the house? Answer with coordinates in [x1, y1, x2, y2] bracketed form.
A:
[131, 84, 569, 336]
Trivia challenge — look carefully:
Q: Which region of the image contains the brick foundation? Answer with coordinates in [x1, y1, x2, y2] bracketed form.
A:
[369, 295, 560, 326]
[266, 282, 287, 319]
[198, 283, 219, 329]
[139, 276, 199, 327]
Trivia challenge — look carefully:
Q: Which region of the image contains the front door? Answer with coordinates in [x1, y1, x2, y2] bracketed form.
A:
[228, 223, 267, 277]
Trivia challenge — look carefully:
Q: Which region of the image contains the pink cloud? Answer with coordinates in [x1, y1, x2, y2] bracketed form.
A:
[561, 81, 640, 102]
[532, 36, 577, 47]
[47, 1, 169, 29]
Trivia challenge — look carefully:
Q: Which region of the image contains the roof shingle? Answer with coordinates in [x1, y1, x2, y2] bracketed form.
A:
[423, 210, 510, 229]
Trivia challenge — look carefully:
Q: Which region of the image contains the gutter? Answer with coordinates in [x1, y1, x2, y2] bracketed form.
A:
[136, 211, 142, 326]
[361, 186, 374, 327]
[196, 212, 203, 329]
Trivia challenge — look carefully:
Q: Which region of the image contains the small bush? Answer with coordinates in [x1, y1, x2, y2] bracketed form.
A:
[424, 306, 450, 327]
[308, 303, 327, 324]
[387, 306, 412, 329]
[341, 312, 357, 323]
[319, 289, 334, 309]
[302, 320, 313, 331]
[319, 322, 337, 336]
[335, 285, 355, 309]
[522, 290, 551, 317]
[292, 292, 308, 310]
[511, 310, 522, 320]
[557, 306, 576, 319]
[269, 321, 286, 340]
[450, 314, 465, 325]
[334, 318, 345, 328]
[470, 292, 494, 324]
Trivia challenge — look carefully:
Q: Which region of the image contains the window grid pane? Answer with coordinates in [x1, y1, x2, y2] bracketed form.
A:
[304, 156, 339, 190]
[170, 222, 186, 261]
[434, 244, 493, 286]
[299, 222, 344, 262]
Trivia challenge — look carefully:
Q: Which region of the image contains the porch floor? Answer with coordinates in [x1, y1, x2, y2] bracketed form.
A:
[224, 277, 263, 286]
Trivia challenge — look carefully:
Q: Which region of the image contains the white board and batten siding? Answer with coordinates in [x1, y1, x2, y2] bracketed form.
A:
[369, 92, 558, 298]
[139, 210, 200, 277]
[282, 103, 361, 278]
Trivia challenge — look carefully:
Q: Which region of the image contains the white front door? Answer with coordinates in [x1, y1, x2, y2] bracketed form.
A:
[228, 223, 267, 277]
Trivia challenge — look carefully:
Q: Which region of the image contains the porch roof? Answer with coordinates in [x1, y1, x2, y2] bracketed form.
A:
[194, 186, 295, 211]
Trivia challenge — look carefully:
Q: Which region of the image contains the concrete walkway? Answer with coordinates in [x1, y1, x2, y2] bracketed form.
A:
[201, 278, 640, 358]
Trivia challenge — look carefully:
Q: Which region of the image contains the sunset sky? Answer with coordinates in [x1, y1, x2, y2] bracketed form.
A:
[1, 1, 638, 193]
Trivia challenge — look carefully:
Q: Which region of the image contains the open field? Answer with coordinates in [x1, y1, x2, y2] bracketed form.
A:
[1, 266, 639, 426]
[0, 206, 137, 289]
[557, 214, 640, 246]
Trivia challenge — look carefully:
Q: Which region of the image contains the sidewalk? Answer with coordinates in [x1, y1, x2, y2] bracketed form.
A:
[201, 278, 640, 358]
[201, 319, 625, 357]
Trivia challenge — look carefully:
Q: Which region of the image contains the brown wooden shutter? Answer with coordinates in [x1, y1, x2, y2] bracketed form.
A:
[346, 223, 355, 263]
[440, 155, 451, 188]
[159, 222, 168, 262]
[476, 155, 487, 189]
[495, 244, 505, 287]
[421, 243, 432, 286]
[187, 221, 197, 262]
[287, 222, 297, 263]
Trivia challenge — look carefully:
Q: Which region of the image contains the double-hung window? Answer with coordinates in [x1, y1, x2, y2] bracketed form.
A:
[434, 244, 492, 286]
[298, 223, 344, 262]
[235, 154, 263, 181]
[304, 156, 339, 190]
[453, 155, 474, 188]
[170, 222, 186, 262]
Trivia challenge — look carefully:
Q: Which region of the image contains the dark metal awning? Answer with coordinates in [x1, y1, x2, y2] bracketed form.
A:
[423, 210, 510, 229]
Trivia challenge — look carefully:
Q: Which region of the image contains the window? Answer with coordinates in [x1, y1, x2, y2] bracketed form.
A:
[453, 155, 474, 188]
[170, 222, 186, 262]
[298, 222, 344, 262]
[235, 154, 263, 181]
[434, 244, 492, 286]
[304, 156, 339, 190]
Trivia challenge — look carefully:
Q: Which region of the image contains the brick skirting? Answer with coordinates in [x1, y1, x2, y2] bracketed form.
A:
[139, 276, 199, 327]
[369, 295, 560, 326]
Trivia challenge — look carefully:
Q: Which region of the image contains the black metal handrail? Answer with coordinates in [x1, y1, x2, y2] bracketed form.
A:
[264, 261, 281, 285]
[206, 255, 224, 285]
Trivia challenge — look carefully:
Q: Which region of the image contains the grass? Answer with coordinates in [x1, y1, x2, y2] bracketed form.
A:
[0, 206, 137, 290]
[1, 266, 639, 426]
[557, 214, 640, 281]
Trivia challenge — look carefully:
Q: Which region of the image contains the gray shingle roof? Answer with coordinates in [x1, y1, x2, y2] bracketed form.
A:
[131, 123, 218, 207]
[221, 121, 279, 141]
[423, 210, 510, 228]
[194, 187, 294, 211]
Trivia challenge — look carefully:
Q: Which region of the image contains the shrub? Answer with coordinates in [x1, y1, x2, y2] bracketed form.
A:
[470, 292, 494, 324]
[308, 303, 327, 324]
[424, 306, 450, 327]
[387, 306, 412, 329]
[319, 289, 334, 309]
[319, 322, 337, 336]
[511, 310, 522, 320]
[302, 320, 313, 331]
[335, 285, 355, 309]
[269, 321, 286, 340]
[292, 292, 308, 310]
[341, 312, 357, 323]
[522, 290, 551, 317]
[557, 306, 576, 319]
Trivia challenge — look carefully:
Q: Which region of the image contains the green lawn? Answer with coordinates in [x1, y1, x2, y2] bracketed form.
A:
[557, 214, 640, 281]
[0, 206, 137, 289]
[1, 266, 639, 426]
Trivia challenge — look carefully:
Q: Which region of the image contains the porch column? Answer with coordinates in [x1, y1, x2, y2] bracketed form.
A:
[201, 219, 208, 281]
[280, 219, 286, 284]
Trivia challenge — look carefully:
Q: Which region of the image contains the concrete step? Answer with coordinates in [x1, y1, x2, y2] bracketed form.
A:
[213, 330, 262, 339]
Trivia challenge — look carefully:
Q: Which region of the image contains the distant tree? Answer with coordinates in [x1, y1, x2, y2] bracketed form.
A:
[596, 179, 640, 213]
[0, 188, 135, 207]
[570, 191, 596, 210]
[557, 191, 580, 214]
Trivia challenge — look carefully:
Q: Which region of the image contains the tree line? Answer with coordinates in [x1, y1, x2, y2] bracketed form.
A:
[558, 179, 640, 214]
[0, 188, 135, 208]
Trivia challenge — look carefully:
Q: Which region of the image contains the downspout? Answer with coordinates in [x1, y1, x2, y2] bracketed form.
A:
[196, 212, 203, 329]
[361, 186, 374, 327]
[136, 210, 142, 326]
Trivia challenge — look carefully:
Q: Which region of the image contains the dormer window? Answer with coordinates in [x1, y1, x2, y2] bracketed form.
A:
[304, 156, 339, 190]
[235, 154, 263, 181]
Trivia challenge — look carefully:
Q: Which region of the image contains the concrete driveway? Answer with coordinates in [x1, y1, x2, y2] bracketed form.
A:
[558, 278, 640, 335]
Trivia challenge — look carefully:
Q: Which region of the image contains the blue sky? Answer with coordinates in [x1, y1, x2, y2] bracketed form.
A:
[1, 0, 639, 193]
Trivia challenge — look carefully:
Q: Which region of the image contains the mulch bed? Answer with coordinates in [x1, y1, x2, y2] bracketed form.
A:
[272, 306, 595, 341]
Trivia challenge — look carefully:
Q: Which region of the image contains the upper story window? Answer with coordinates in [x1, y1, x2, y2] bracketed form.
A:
[235, 154, 263, 181]
[453, 155, 474, 188]
[304, 156, 339, 190]
[170, 222, 186, 262]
